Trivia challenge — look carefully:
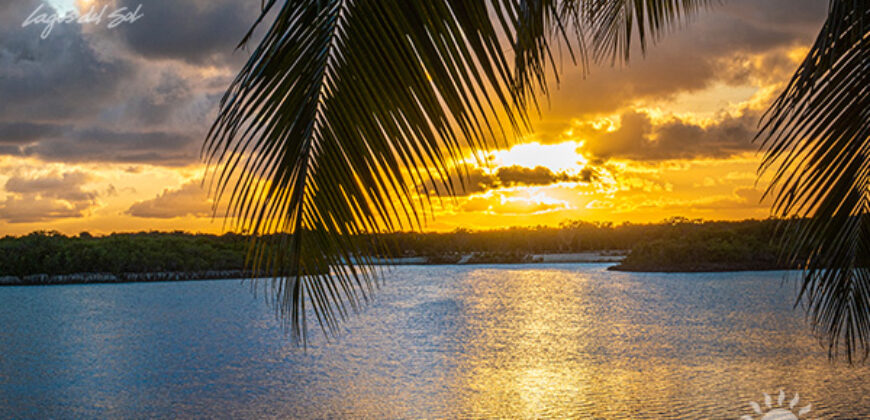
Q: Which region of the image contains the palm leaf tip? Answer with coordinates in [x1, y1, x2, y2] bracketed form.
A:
[582, 0, 714, 64]
[758, 1, 870, 362]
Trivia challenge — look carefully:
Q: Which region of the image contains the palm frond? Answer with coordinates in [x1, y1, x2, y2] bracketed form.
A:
[759, 1, 870, 362]
[581, 0, 713, 64]
[204, 0, 709, 341]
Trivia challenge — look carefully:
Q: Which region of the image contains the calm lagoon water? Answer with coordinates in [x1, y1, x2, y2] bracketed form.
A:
[1, 264, 869, 418]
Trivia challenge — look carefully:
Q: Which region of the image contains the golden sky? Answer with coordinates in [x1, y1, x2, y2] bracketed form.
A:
[0, 0, 827, 235]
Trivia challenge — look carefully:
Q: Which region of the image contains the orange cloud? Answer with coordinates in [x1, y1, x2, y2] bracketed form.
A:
[0, 171, 99, 223]
[126, 181, 213, 219]
[461, 193, 569, 215]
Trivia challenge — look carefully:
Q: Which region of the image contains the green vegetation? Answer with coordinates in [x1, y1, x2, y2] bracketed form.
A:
[382, 218, 794, 271]
[1, 218, 800, 281]
[0, 231, 248, 278]
[611, 219, 793, 272]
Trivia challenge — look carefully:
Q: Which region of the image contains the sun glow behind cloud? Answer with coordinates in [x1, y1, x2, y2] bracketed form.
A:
[489, 141, 589, 174]
[0, 0, 826, 234]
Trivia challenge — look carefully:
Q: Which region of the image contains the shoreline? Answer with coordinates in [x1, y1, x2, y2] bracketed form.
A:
[367, 252, 626, 265]
[3, 253, 799, 286]
[0, 270, 267, 286]
[608, 261, 795, 273]
[1, 252, 626, 286]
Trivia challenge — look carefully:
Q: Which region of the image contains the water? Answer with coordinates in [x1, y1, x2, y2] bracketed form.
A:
[1, 264, 869, 418]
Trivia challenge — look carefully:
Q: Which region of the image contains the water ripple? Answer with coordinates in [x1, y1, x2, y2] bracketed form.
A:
[1, 264, 868, 418]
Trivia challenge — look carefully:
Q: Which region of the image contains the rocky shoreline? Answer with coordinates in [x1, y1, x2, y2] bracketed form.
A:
[0, 270, 271, 286]
[1, 252, 629, 286]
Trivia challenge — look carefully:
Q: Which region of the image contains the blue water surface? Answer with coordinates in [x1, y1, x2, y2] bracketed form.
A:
[1, 264, 868, 418]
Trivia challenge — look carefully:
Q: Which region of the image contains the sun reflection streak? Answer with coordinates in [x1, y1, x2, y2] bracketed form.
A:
[442, 267, 771, 418]
[449, 268, 599, 417]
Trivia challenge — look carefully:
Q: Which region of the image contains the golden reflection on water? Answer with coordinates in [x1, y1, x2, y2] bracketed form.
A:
[7, 266, 870, 418]
[451, 268, 600, 418]
[434, 267, 866, 419]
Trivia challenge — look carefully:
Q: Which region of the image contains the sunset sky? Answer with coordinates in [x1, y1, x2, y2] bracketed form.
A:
[0, 0, 827, 235]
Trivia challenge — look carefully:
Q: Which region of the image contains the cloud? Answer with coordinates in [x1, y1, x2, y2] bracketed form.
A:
[536, 0, 827, 135]
[0, 171, 99, 223]
[580, 110, 759, 161]
[0, 0, 132, 122]
[0, 1, 237, 166]
[669, 187, 766, 211]
[126, 181, 212, 218]
[461, 194, 568, 215]
[115, 0, 262, 66]
[0, 122, 69, 145]
[496, 165, 595, 186]
[0, 0, 827, 231]
[119, 71, 195, 126]
[628, 186, 768, 214]
[19, 128, 199, 165]
[426, 164, 597, 196]
[6, 171, 96, 202]
[0, 0, 827, 170]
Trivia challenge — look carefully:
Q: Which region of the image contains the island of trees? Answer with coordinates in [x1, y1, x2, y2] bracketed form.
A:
[0, 217, 801, 285]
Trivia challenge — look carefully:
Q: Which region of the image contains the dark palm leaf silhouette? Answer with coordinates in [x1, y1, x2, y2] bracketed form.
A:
[203, 0, 709, 341]
[759, 1, 870, 362]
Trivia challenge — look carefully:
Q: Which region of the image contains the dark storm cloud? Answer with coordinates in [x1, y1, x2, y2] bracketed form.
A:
[0, 122, 70, 145]
[21, 128, 199, 165]
[121, 71, 194, 126]
[0, 0, 131, 122]
[0, 146, 22, 156]
[0, 0, 229, 165]
[115, 0, 261, 66]
[582, 110, 759, 161]
[723, 0, 827, 29]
